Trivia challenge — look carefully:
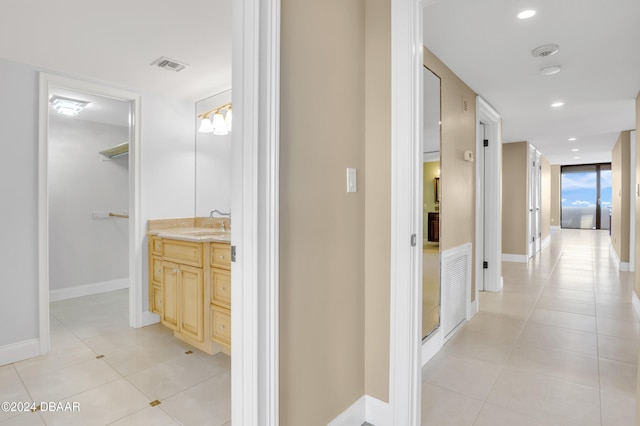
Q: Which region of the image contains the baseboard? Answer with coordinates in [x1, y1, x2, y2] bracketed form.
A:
[422, 327, 443, 366]
[620, 262, 630, 272]
[50, 278, 129, 302]
[632, 291, 640, 321]
[326, 394, 390, 426]
[501, 254, 528, 263]
[609, 244, 630, 271]
[327, 395, 365, 426]
[551, 226, 561, 231]
[541, 235, 551, 249]
[467, 297, 479, 320]
[141, 311, 160, 327]
[364, 395, 390, 425]
[0, 338, 40, 366]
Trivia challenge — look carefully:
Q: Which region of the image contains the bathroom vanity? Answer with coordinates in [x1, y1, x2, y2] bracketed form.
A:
[147, 218, 231, 355]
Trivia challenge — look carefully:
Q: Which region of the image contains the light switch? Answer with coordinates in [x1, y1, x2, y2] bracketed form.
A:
[346, 168, 357, 193]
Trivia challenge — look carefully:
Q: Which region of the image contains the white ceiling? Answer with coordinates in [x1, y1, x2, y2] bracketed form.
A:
[424, 0, 640, 165]
[0, 0, 232, 102]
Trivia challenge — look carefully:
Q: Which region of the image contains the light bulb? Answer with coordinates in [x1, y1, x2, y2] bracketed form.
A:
[199, 118, 214, 133]
[212, 113, 228, 135]
[224, 109, 232, 132]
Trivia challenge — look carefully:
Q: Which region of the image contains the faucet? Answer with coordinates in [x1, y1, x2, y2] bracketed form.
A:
[209, 209, 231, 231]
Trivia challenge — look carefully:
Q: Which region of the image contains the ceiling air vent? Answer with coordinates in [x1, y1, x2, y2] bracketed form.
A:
[531, 44, 559, 58]
[151, 57, 188, 72]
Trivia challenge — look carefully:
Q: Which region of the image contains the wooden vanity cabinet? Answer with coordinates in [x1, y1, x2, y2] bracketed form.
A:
[148, 233, 231, 354]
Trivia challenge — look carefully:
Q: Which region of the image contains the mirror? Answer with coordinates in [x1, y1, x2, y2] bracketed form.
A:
[422, 66, 441, 340]
[195, 90, 233, 218]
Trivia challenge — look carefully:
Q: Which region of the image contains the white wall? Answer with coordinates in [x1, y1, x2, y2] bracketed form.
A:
[0, 58, 40, 347]
[0, 56, 195, 349]
[48, 114, 129, 290]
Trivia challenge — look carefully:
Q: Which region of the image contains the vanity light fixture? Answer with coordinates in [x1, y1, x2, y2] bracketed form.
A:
[197, 102, 232, 135]
[49, 95, 90, 116]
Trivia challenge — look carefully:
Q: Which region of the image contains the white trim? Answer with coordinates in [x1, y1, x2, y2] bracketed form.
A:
[49, 279, 129, 302]
[475, 97, 502, 293]
[327, 396, 366, 426]
[365, 395, 392, 426]
[38, 74, 142, 358]
[421, 328, 443, 366]
[467, 297, 479, 320]
[141, 311, 160, 327]
[541, 235, 551, 249]
[551, 226, 561, 231]
[629, 131, 636, 272]
[389, 0, 423, 424]
[502, 254, 528, 263]
[632, 291, 640, 321]
[609, 243, 630, 271]
[0, 339, 40, 367]
[326, 394, 391, 426]
[231, 0, 280, 423]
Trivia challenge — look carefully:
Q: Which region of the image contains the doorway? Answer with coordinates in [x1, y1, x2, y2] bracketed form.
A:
[561, 164, 612, 230]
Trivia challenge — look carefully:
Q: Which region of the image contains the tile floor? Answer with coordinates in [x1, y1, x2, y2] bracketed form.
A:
[422, 229, 639, 425]
[0, 290, 231, 426]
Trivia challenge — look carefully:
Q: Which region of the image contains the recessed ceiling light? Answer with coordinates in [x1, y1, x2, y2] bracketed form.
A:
[568, 137, 577, 141]
[551, 101, 565, 108]
[574, 156, 580, 159]
[571, 148, 579, 152]
[540, 65, 562, 76]
[518, 9, 536, 19]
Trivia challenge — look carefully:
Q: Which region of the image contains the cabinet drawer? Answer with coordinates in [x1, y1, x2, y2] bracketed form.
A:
[211, 305, 231, 346]
[151, 256, 162, 283]
[211, 243, 231, 269]
[163, 240, 202, 267]
[150, 236, 162, 255]
[211, 268, 231, 309]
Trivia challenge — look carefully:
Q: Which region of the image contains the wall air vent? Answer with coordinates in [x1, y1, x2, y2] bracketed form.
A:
[151, 57, 188, 72]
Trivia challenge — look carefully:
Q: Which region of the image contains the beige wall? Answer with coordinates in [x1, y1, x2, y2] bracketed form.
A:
[423, 161, 440, 239]
[364, 0, 391, 402]
[550, 165, 561, 228]
[424, 48, 477, 297]
[280, 0, 366, 423]
[502, 142, 528, 256]
[612, 131, 631, 262]
[541, 157, 551, 240]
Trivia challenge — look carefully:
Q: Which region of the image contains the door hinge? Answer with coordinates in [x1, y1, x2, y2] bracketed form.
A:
[483, 139, 488, 147]
[411, 234, 417, 247]
[231, 245, 237, 262]
[483, 261, 488, 269]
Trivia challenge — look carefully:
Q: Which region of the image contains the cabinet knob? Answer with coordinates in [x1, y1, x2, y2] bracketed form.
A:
[219, 255, 225, 259]
[219, 325, 225, 330]
[220, 287, 226, 292]
[173, 268, 179, 273]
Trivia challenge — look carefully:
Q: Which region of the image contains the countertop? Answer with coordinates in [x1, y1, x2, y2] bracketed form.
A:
[148, 227, 231, 243]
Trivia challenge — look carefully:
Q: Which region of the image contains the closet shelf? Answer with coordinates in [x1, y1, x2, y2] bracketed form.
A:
[99, 142, 128, 159]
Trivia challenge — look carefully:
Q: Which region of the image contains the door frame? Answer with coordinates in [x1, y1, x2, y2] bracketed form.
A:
[475, 97, 502, 293]
[37, 73, 142, 354]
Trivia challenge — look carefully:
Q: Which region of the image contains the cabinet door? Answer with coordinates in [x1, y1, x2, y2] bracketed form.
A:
[151, 284, 163, 314]
[179, 265, 204, 342]
[161, 262, 179, 331]
[211, 305, 231, 347]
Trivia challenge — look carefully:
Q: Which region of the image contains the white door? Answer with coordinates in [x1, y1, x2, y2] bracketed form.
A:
[528, 146, 537, 257]
[535, 152, 542, 253]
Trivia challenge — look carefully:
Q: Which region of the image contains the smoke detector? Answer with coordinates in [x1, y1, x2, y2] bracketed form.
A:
[151, 57, 188, 72]
[540, 65, 562, 75]
[531, 44, 559, 58]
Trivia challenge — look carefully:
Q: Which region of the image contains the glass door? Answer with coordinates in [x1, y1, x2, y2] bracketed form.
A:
[561, 164, 611, 229]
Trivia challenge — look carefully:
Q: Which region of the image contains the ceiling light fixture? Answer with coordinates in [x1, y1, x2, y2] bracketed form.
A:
[551, 101, 565, 108]
[197, 102, 232, 135]
[540, 65, 562, 76]
[573, 156, 580, 160]
[568, 137, 577, 141]
[571, 148, 579, 152]
[532, 44, 559, 58]
[517, 9, 536, 19]
[49, 95, 90, 116]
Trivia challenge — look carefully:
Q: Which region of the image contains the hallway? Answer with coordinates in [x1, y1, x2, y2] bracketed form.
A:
[422, 229, 638, 425]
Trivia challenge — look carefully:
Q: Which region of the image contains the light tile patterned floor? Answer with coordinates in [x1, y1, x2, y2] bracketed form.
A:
[422, 229, 639, 426]
[0, 290, 231, 426]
